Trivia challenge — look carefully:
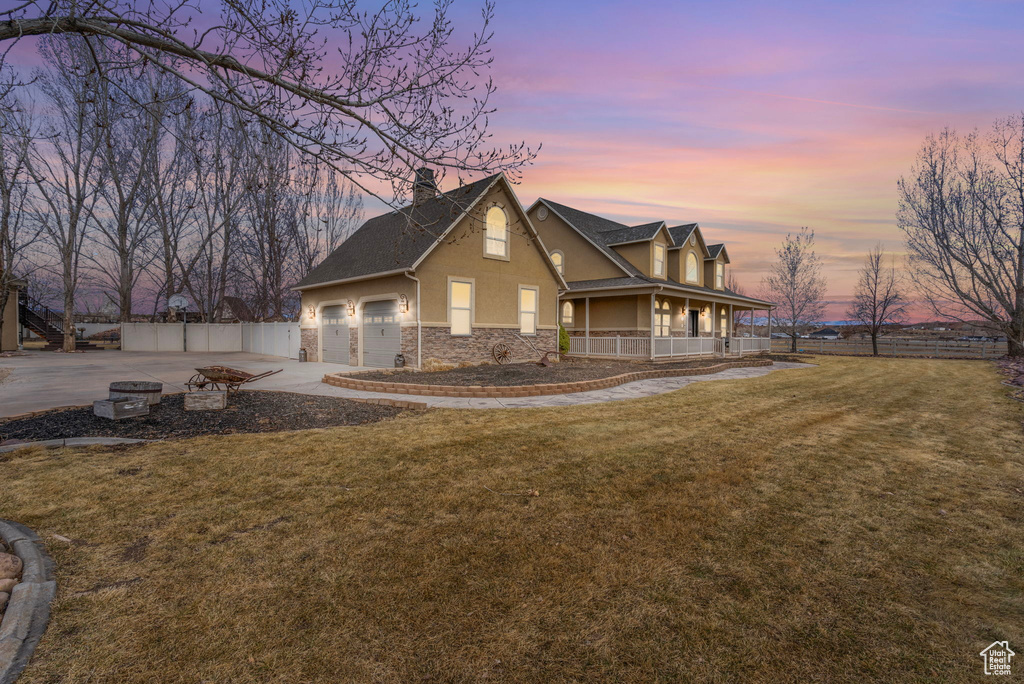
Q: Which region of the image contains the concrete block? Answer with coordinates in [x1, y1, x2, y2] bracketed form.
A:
[184, 391, 227, 411]
[93, 398, 149, 420]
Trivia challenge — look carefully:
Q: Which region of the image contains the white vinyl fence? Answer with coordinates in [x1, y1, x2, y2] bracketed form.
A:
[120, 322, 301, 359]
[241, 322, 301, 359]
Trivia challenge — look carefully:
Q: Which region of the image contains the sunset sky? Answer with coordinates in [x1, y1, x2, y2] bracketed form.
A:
[9, 1, 1024, 319]
[459, 0, 1024, 319]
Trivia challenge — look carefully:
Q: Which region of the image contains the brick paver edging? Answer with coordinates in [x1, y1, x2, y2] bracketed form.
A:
[0, 520, 56, 684]
[323, 359, 774, 398]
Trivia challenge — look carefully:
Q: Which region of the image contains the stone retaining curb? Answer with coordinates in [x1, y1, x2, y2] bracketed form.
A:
[0, 520, 56, 684]
[323, 359, 774, 398]
[0, 437, 150, 454]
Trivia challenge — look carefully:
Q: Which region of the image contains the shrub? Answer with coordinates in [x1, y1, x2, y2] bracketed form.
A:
[558, 324, 570, 354]
[421, 358, 456, 373]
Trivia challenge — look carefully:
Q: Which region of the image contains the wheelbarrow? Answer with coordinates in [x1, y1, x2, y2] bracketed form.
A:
[185, 366, 283, 393]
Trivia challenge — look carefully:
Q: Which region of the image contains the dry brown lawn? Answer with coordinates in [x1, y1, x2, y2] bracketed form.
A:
[1, 355, 1022, 683]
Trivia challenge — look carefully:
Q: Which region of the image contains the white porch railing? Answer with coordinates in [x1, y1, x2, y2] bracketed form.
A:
[568, 336, 651, 357]
[654, 336, 718, 357]
[731, 337, 772, 354]
[568, 335, 771, 359]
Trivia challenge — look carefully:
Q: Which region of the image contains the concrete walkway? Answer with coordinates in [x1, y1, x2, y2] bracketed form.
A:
[0, 350, 813, 417]
[285, 361, 814, 409]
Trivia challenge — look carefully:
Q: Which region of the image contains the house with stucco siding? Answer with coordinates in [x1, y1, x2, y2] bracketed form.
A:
[527, 199, 774, 358]
[293, 171, 566, 368]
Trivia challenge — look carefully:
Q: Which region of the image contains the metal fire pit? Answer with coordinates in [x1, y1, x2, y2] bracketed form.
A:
[109, 381, 164, 405]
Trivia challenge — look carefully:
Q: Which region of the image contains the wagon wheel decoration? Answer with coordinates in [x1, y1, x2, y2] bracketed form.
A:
[492, 343, 513, 365]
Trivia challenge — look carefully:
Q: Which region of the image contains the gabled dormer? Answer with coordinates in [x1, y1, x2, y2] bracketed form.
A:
[605, 222, 674, 279]
[704, 244, 730, 290]
[667, 223, 710, 287]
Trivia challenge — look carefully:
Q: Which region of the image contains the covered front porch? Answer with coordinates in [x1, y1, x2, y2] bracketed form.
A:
[561, 285, 773, 360]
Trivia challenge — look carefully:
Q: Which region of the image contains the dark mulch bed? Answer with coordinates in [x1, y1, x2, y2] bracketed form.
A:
[0, 391, 403, 442]
[355, 357, 749, 387]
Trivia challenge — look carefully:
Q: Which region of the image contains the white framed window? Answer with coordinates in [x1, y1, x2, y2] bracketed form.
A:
[449, 279, 473, 336]
[550, 250, 564, 275]
[655, 298, 671, 337]
[519, 286, 538, 335]
[686, 252, 699, 283]
[720, 307, 727, 336]
[653, 243, 666, 277]
[716, 263, 725, 289]
[485, 206, 508, 258]
[561, 300, 574, 326]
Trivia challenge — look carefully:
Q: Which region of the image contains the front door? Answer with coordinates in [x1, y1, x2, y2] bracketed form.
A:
[689, 309, 700, 337]
[361, 300, 401, 367]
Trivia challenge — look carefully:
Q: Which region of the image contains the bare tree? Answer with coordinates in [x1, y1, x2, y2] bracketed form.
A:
[85, 42, 163, 321]
[0, 93, 41, 348]
[846, 244, 908, 355]
[727, 272, 751, 334]
[147, 89, 198, 322]
[25, 37, 104, 351]
[1, 0, 535, 206]
[898, 118, 1024, 357]
[761, 228, 827, 352]
[234, 123, 296, 320]
[183, 101, 249, 322]
[292, 163, 363, 277]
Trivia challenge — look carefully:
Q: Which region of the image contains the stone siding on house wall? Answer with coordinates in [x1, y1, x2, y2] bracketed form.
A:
[401, 326, 419, 366]
[300, 327, 319, 362]
[421, 326, 558, 364]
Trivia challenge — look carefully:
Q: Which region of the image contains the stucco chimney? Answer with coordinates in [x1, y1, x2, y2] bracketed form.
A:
[413, 167, 437, 206]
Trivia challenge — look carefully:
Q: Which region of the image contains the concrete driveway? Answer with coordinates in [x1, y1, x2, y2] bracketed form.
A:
[0, 351, 363, 418]
[1, 350, 814, 418]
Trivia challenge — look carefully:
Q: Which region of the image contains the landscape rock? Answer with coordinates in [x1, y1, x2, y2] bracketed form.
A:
[0, 578, 17, 593]
[0, 552, 23, 579]
[0, 591, 8, 611]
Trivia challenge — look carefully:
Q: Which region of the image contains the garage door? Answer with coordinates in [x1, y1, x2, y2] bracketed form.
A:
[361, 300, 401, 368]
[321, 305, 350, 364]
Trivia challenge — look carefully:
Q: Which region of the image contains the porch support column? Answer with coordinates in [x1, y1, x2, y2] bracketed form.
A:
[768, 308, 772, 341]
[728, 303, 734, 354]
[649, 293, 656, 360]
[585, 297, 590, 356]
[684, 298, 690, 338]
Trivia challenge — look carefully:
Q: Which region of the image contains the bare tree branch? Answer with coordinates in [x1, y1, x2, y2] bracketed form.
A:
[898, 118, 1024, 357]
[0, 0, 537, 208]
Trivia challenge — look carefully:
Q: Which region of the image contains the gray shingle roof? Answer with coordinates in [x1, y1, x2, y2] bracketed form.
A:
[295, 175, 500, 289]
[601, 221, 667, 245]
[538, 200, 642, 276]
[706, 244, 725, 259]
[667, 223, 699, 246]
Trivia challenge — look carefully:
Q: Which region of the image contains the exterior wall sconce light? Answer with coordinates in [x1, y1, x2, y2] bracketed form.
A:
[399, 294, 409, 314]
[307, 305, 315, 319]
[347, 300, 356, 317]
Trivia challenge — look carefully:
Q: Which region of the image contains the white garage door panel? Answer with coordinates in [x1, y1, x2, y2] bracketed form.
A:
[362, 300, 401, 368]
[321, 305, 350, 364]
